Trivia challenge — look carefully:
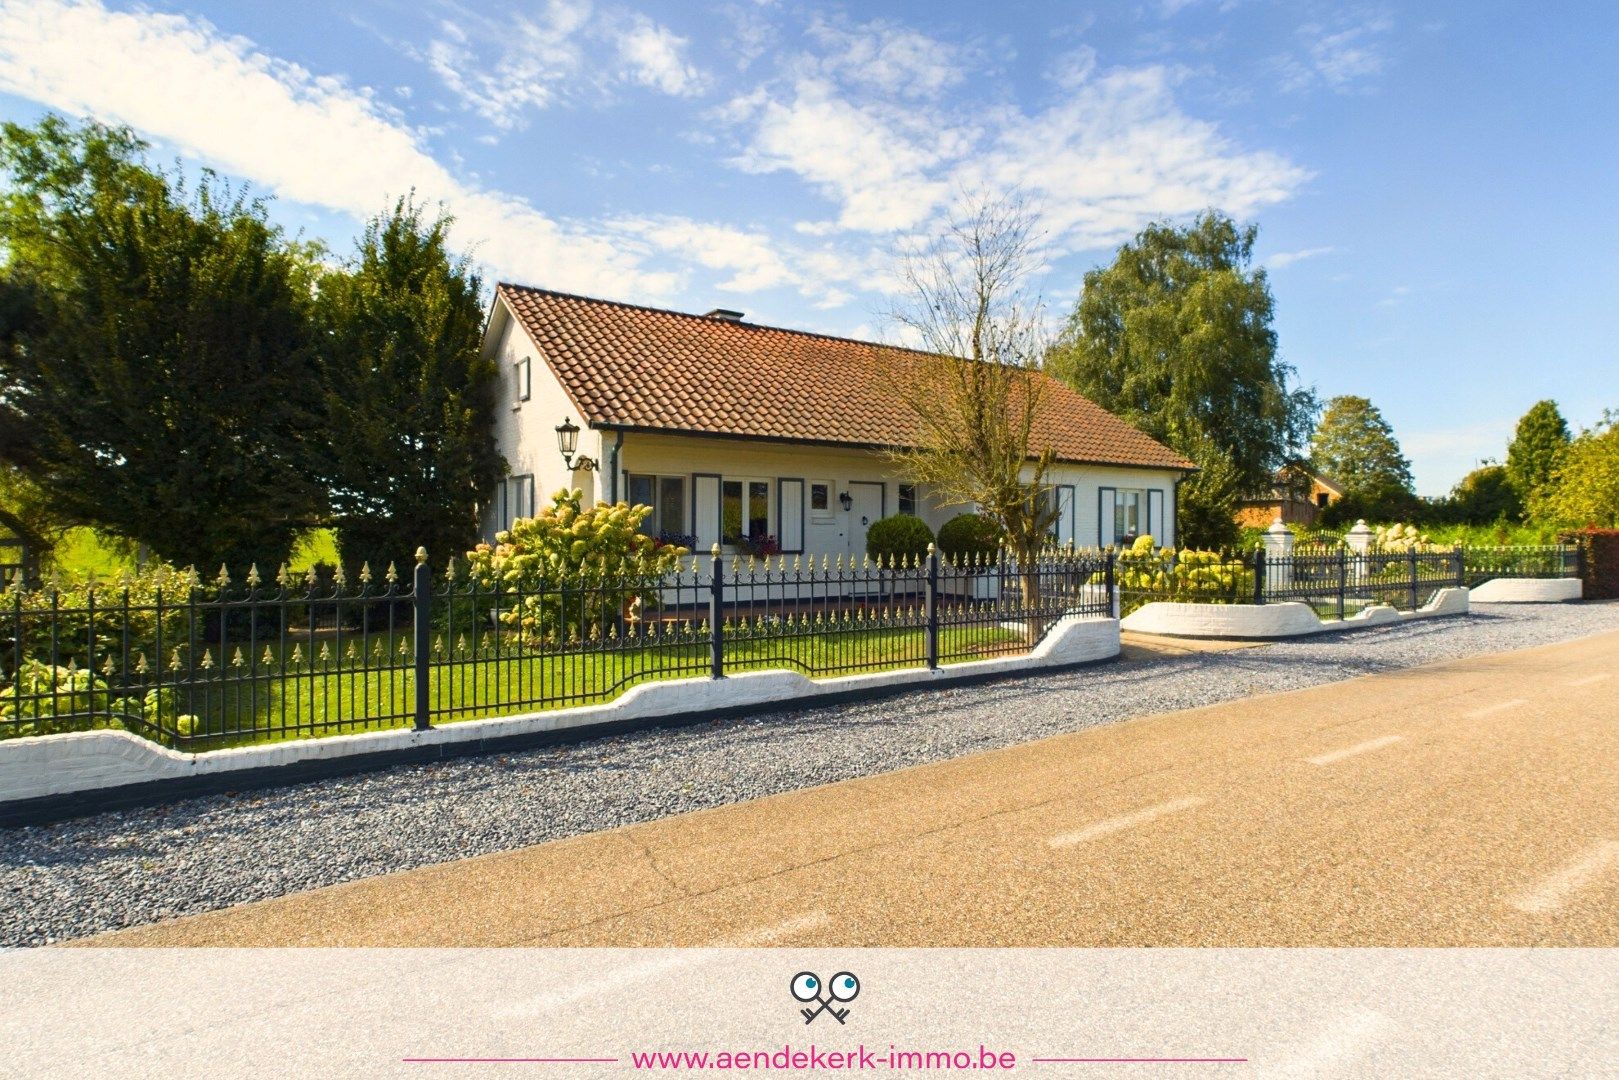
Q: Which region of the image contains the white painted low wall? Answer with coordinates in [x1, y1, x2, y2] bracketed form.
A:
[1469, 577, 1582, 603]
[0, 615, 1119, 808]
[1120, 587, 1469, 640]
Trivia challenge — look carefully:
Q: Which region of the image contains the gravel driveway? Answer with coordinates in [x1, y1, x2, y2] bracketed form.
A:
[5, 602, 1617, 946]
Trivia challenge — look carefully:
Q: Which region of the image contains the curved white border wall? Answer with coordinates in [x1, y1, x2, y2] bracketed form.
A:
[0, 615, 1119, 807]
[1469, 577, 1582, 603]
[1121, 587, 1469, 640]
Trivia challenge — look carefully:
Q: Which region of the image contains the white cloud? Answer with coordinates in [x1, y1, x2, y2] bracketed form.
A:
[605, 215, 882, 308]
[802, 16, 970, 100]
[606, 215, 793, 292]
[1049, 46, 1097, 90]
[419, 1, 706, 129]
[972, 66, 1310, 253]
[1266, 245, 1334, 268]
[423, 1, 589, 129]
[719, 30, 1308, 250]
[0, 0, 673, 298]
[722, 77, 970, 232]
[1279, 14, 1393, 93]
[616, 15, 706, 96]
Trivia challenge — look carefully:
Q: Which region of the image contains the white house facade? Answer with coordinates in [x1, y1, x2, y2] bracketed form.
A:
[481, 285, 1193, 559]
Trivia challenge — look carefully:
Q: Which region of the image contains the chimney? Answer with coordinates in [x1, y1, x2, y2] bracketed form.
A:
[704, 308, 745, 322]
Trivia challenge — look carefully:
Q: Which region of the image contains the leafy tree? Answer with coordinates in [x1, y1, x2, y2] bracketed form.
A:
[315, 197, 504, 574]
[1533, 413, 1619, 527]
[1446, 464, 1522, 525]
[0, 116, 323, 573]
[1310, 395, 1413, 504]
[882, 191, 1058, 626]
[1047, 211, 1317, 549]
[1505, 399, 1570, 507]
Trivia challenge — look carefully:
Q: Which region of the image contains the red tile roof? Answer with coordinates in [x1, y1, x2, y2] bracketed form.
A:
[497, 283, 1194, 472]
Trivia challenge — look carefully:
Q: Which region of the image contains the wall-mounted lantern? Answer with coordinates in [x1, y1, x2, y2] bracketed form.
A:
[555, 417, 598, 472]
[838, 490, 853, 512]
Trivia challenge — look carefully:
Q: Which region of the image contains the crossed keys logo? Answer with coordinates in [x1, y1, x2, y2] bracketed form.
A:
[791, 971, 860, 1024]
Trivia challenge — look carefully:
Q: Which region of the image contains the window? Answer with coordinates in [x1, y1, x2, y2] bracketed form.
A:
[1113, 489, 1144, 544]
[1316, 491, 1330, 509]
[898, 483, 917, 517]
[809, 480, 833, 522]
[507, 474, 534, 527]
[513, 356, 531, 403]
[627, 474, 687, 539]
[722, 478, 772, 544]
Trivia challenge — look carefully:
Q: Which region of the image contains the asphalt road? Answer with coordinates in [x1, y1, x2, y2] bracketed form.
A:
[91, 629, 1619, 948]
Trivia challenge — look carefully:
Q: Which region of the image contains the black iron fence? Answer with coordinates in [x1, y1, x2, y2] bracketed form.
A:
[1, 548, 1112, 751]
[1117, 542, 1582, 618]
[1, 539, 1582, 753]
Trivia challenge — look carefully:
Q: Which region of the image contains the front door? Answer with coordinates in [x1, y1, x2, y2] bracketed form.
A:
[846, 481, 885, 561]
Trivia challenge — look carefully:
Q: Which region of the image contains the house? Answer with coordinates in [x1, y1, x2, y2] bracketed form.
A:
[481, 284, 1194, 559]
[1235, 466, 1344, 529]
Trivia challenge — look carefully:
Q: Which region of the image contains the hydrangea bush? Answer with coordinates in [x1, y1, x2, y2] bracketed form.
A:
[1109, 535, 1255, 614]
[465, 488, 689, 646]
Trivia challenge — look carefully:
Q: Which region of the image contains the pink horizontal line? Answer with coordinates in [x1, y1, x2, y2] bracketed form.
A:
[1032, 1059, 1247, 1064]
[403, 1058, 619, 1064]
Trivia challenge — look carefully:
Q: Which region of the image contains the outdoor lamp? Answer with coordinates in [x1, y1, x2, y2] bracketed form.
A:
[555, 417, 597, 471]
[838, 491, 853, 511]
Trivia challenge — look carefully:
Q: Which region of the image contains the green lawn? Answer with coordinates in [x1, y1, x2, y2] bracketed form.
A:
[9, 622, 1026, 750]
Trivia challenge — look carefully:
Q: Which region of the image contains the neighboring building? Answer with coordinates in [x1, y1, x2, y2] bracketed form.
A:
[481, 284, 1194, 558]
[1235, 467, 1345, 529]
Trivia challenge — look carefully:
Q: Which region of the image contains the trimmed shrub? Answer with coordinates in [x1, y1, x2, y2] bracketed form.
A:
[1111, 535, 1255, 615]
[865, 514, 933, 566]
[937, 513, 1001, 565]
[1560, 527, 1619, 599]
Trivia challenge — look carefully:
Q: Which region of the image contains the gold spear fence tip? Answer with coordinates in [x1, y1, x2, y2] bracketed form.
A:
[416, 546, 428, 565]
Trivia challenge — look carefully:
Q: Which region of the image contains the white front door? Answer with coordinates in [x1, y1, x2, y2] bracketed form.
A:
[846, 481, 885, 560]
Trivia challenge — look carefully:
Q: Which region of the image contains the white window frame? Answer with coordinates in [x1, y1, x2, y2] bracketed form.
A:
[626, 474, 688, 538]
[897, 482, 918, 517]
[809, 479, 835, 523]
[1113, 488, 1145, 545]
[507, 473, 535, 528]
[513, 356, 531, 404]
[721, 476, 774, 546]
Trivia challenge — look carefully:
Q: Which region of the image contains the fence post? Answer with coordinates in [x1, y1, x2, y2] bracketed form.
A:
[1454, 546, 1465, 588]
[1252, 548, 1266, 605]
[412, 547, 431, 732]
[1408, 547, 1419, 610]
[709, 544, 725, 680]
[1337, 544, 1347, 621]
[1107, 549, 1118, 619]
[925, 543, 940, 670]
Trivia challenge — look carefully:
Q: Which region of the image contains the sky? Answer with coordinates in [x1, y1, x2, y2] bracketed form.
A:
[0, 0, 1614, 495]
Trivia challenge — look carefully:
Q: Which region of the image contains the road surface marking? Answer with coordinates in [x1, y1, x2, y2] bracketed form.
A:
[1305, 735, 1404, 766]
[1568, 673, 1611, 687]
[501, 912, 828, 1014]
[1465, 698, 1526, 719]
[1511, 843, 1619, 914]
[1049, 797, 1206, 848]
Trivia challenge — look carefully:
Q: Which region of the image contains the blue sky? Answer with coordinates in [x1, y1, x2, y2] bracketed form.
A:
[0, 0, 1613, 494]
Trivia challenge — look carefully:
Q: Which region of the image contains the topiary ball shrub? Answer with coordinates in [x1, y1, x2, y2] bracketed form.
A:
[865, 514, 934, 566]
[936, 513, 1001, 565]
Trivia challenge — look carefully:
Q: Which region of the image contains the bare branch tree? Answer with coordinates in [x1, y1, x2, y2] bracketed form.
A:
[883, 189, 1059, 630]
